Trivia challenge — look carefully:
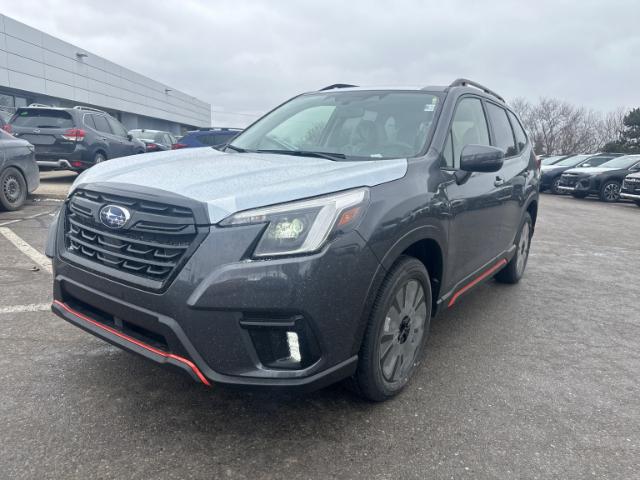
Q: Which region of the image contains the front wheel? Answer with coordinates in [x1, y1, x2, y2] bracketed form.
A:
[495, 212, 532, 284]
[572, 192, 588, 199]
[550, 177, 562, 194]
[0, 167, 27, 211]
[599, 181, 621, 202]
[351, 256, 432, 401]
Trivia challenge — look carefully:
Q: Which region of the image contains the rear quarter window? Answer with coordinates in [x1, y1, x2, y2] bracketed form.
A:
[11, 109, 74, 129]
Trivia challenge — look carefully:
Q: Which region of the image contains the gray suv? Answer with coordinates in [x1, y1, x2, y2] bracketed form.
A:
[9, 105, 145, 172]
[47, 79, 539, 401]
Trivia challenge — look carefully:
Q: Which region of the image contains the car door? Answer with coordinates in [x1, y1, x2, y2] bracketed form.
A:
[91, 114, 122, 158]
[106, 116, 135, 156]
[485, 103, 529, 252]
[440, 96, 504, 286]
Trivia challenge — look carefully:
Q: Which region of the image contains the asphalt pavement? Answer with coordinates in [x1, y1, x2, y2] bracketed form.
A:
[0, 188, 638, 480]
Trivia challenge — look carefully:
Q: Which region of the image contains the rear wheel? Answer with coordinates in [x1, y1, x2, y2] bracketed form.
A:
[351, 256, 432, 401]
[0, 167, 27, 211]
[495, 212, 532, 284]
[94, 152, 106, 164]
[599, 181, 621, 202]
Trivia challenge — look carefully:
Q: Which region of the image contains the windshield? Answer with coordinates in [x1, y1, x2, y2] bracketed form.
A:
[229, 91, 442, 160]
[541, 155, 564, 165]
[578, 155, 618, 168]
[599, 155, 640, 169]
[130, 130, 166, 143]
[555, 154, 590, 167]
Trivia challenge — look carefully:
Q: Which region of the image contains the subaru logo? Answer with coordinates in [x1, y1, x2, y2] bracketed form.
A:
[99, 205, 131, 229]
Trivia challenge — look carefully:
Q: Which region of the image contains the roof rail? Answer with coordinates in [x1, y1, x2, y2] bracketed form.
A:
[318, 83, 358, 91]
[73, 105, 106, 114]
[449, 78, 505, 103]
[28, 103, 52, 108]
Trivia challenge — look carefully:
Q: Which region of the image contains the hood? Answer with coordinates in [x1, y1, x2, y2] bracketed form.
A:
[71, 148, 408, 223]
[563, 166, 616, 175]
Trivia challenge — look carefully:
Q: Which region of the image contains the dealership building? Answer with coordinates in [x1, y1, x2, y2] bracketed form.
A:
[0, 14, 210, 133]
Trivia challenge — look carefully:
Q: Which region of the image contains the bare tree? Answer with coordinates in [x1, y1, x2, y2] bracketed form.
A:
[509, 97, 628, 155]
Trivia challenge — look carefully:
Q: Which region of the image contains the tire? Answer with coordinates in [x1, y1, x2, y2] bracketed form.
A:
[599, 181, 621, 202]
[94, 151, 107, 164]
[571, 192, 588, 199]
[550, 177, 562, 195]
[0, 167, 28, 211]
[495, 212, 532, 284]
[351, 256, 432, 401]
[635, 201, 640, 208]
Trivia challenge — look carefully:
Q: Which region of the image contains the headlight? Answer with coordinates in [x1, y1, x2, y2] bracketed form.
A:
[221, 188, 369, 257]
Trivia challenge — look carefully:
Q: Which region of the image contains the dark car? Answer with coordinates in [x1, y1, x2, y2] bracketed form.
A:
[540, 153, 621, 194]
[175, 128, 242, 149]
[0, 129, 39, 211]
[129, 129, 177, 152]
[620, 172, 640, 207]
[558, 154, 640, 202]
[8, 105, 146, 172]
[46, 79, 539, 401]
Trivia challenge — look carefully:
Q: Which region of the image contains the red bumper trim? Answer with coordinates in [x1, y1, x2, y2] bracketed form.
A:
[448, 259, 508, 307]
[53, 300, 211, 386]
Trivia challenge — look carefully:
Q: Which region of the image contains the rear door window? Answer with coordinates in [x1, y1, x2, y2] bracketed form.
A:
[92, 115, 112, 134]
[11, 109, 74, 129]
[486, 103, 517, 157]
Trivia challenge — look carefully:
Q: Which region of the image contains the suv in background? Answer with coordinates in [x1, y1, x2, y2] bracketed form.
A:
[620, 171, 640, 207]
[540, 153, 621, 194]
[176, 128, 242, 149]
[129, 129, 177, 152]
[8, 105, 145, 172]
[47, 79, 538, 401]
[558, 154, 640, 202]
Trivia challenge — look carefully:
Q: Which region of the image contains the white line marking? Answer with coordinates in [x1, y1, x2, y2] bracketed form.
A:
[0, 227, 52, 274]
[0, 210, 55, 227]
[0, 303, 51, 314]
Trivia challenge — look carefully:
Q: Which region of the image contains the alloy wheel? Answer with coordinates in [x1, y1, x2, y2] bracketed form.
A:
[516, 221, 531, 276]
[379, 279, 428, 383]
[2, 174, 21, 204]
[603, 183, 620, 202]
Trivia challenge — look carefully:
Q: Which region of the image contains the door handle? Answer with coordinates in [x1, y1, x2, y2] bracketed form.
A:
[494, 176, 505, 187]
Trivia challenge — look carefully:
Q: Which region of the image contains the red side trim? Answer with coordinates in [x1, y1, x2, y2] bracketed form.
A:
[53, 300, 211, 386]
[448, 259, 508, 307]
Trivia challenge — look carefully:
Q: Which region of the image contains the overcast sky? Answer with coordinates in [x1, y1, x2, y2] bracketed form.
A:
[3, 0, 639, 126]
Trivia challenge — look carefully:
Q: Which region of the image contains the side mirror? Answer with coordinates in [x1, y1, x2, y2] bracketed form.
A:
[460, 144, 504, 173]
[127, 134, 133, 141]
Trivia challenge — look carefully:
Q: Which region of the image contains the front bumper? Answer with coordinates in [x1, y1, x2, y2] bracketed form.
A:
[50, 218, 382, 390]
[620, 191, 640, 201]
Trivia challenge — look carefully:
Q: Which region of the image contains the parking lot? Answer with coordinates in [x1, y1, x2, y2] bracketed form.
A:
[0, 185, 637, 480]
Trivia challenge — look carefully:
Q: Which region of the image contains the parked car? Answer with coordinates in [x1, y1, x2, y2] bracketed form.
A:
[8, 105, 145, 172]
[129, 129, 177, 152]
[540, 153, 621, 194]
[46, 79, 539, 401]
[0, 109, 12, 132]
[558, 154, 640, 201]
[620, 172, 640, 206]
[0, 129, 39, 211]
[175, 128, 242, 149]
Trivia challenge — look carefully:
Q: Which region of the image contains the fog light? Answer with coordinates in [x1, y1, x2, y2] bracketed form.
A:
[286, 331, 301, 363]
[241, 315, 320, 370]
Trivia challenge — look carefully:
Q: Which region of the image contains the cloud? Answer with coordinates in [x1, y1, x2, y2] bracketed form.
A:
[4, 0, 639, 126]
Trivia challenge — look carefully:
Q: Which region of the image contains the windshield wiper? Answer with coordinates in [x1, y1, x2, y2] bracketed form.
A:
[225, 144, 248, 153]
[255, 149, 346, 161]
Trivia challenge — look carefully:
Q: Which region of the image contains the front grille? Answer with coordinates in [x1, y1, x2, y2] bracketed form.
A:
[63, 188, 204, 288]
[561, 174, 579, 186]
[623, 178, 640, 192]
